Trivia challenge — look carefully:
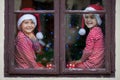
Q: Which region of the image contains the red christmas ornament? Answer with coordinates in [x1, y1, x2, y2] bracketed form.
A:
[46, 63, 54, 69]
[66, 63, 75, 68]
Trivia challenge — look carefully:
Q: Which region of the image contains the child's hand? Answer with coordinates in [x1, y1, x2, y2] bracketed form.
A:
[69, 61, 76, 64]
[69, 60, 82, 65]
[74, 60, 82, 64]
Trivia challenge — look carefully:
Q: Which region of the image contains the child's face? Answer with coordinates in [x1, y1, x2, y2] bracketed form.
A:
[84, 14, 97, 29]
[20, 19, 35, 34]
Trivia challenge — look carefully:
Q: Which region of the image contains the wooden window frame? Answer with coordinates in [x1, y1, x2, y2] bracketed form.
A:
[4, 0, 115, 77]
[4, 0, 60, 76]
[59, 0, 115, 75]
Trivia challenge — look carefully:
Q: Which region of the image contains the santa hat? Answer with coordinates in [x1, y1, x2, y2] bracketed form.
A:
[17, 14, 37, 29]
[17, 8, 43, 39]
[78, 4, 104, 35]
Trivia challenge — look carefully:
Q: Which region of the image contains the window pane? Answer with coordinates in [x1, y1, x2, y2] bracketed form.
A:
[14, 0, 54, 10]
[66, 0, 104, 10]
[65, 14, 86, 66]
[36, 13, 54, 69]
[65, 13, 105, 69]
[14, 13, 54, 69]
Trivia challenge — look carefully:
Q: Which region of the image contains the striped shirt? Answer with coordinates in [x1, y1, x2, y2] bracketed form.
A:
[76, 27, 104, 69]
[15, 31, 42, 69]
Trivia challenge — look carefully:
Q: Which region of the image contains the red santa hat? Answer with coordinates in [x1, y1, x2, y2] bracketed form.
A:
[17, 14, 37, 29]
[17, 8, 43, 39]
[78, 4, 104, 35]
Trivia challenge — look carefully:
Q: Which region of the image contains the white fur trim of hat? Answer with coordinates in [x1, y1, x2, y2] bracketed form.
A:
[17, 14, 37, 30]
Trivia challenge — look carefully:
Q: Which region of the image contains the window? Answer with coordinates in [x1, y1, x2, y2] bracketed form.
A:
[4, 0, 115, 77]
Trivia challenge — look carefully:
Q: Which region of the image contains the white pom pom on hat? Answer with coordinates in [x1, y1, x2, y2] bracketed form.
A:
[78, 4, 104, 36]
[36, 32, 43, 39]
[78, 28, 86, 36]
[78, 18, 86, 35]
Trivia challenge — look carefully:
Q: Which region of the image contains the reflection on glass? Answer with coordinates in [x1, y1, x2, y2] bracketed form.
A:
[14, 13, 54, 69]
[66, 0, 104, 10]
[65, 13, 105, 69]
[36, 13, 54, 69]
[65, 14, 86, 65]
[14, 0, 54, 10]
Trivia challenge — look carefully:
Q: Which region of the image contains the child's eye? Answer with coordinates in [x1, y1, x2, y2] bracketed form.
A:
[85, 16, 89, 19]
[90, 15, 95, 19]
[31, 22, 34, 24]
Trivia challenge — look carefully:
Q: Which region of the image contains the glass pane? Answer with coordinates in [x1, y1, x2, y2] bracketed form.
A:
[65, 13, 105, 69]
[65, 14, 86, 65]
[14, 13, 54, 69]
[14, 0, 54, 10]
[36, 13, 54, 69]
[66, 0, 104, 10]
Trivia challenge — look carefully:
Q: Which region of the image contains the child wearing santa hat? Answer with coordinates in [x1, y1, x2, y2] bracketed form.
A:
[15, 14, 44, 69]
[69, 4, 105, 69]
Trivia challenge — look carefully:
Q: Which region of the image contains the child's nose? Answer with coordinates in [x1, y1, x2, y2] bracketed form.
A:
[28, 23, 32, 26]
[87, 18, 91, 21]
